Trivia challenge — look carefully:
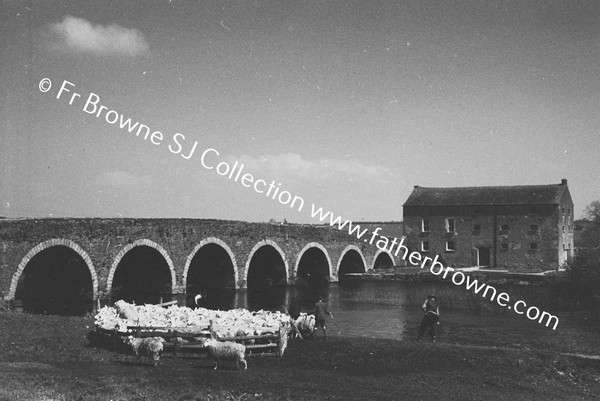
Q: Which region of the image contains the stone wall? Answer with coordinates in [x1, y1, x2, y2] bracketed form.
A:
[403, 203, 570, 271]
[0, 218, 393, 302]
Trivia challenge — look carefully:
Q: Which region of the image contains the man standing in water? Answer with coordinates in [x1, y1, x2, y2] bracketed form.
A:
[417, 294, 440, 342]
[314, 298, 332, 339]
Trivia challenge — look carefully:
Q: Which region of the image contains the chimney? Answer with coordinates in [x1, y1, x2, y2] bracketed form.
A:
[561, 179, 567, 185]
[414, 185, 420, 189]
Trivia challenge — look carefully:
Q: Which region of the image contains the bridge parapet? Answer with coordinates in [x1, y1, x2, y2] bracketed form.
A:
[0, 218, 399, 307]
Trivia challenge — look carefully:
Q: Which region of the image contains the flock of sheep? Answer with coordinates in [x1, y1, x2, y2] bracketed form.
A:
[95, 300, 299, 370]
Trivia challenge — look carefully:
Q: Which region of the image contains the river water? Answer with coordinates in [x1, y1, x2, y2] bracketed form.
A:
[191, 280, 600, 355]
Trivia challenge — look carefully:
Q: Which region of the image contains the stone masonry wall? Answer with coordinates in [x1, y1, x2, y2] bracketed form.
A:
[404, 204, 562, 271]
[0, 218, 389, 302]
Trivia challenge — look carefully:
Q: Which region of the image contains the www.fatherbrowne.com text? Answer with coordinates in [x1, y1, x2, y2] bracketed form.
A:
[41, 77, 559, 331]
[309, 205, 559, 331]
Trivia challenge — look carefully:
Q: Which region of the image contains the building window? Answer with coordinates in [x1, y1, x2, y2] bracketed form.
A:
[529, 243, 538, 251]
[500, 243, 509, 251]
[446, 241, 456, 252]
[562, 226, 565, 233]
[445, 218, 456, 233]
[421, 241, 430, 252]
[500, 224, 510, 232]
[528, 225, 539, 234]
[421, 218, 430, 233]
[473, 223, 481, 231]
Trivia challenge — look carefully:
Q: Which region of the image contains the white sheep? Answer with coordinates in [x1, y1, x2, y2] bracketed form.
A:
[125, 336, 166, 367]
[114, 300, 140, 321]
[203, 339, 247, 370]
[296, 314, 315, 338]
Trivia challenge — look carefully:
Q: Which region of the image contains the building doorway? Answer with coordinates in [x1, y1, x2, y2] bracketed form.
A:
[477, 247, 491, 267]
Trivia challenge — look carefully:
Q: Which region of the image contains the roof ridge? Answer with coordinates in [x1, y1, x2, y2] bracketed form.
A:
[404, 182, 568, 207]
[413, 183, 562, 190]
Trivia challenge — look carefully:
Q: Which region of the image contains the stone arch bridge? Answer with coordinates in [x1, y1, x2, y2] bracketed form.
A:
[0, 218, 399, 314]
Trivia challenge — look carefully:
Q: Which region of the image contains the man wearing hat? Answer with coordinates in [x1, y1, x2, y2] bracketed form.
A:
[417, 294, 440, 342]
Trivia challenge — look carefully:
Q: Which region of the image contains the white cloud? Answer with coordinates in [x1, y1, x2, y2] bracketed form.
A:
[49, 15, 149, 56]
[231, 153, 393, 183]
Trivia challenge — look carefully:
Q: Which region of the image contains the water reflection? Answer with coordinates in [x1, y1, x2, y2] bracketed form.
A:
[180, 279, 600, 354]
[247, 284, 287, 312]
[185, 287, 237, 311]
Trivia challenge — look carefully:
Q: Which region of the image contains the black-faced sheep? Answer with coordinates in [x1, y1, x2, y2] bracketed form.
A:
[203, 339, 247, 370]
[125, 336, 166, 367]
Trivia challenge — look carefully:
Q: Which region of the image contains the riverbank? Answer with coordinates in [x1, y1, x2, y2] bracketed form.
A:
[1, 312, 599, 400]
[350, 266, 564, 285]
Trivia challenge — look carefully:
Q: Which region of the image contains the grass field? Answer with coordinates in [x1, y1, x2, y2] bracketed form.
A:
[1, 311, 599, 400]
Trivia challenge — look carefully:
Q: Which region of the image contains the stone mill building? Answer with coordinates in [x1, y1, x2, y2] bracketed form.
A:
[403, 179, 574, 271]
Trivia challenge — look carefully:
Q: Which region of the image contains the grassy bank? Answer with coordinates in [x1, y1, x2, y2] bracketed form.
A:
[1, 312, 600, 400]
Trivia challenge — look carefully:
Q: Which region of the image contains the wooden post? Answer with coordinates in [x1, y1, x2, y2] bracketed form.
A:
[209, 320, 215, 339]
[278, 326, 288, 357]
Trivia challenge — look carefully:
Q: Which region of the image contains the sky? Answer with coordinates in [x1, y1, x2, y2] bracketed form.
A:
[1, 0, 599, 223]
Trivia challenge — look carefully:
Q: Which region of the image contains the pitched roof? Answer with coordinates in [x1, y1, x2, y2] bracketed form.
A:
[403, 181, 569, 207]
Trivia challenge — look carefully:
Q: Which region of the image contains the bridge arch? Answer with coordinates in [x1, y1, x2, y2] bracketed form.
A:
[243, 239, 289, 284]
[183, 237, 238, 309]
[107, 239, 176, 304]
[372, 249, 395, 270]
[294, 242, 333, 303]
[8, 238, 98, 303]
[294, 242, 333, 281]
[337, 245, 367, 279]
[244, 239, 289, 311]
[183, 237, 239, 290]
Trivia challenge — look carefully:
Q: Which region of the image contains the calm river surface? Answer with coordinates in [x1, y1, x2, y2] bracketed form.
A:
[195, 280, 600, 355]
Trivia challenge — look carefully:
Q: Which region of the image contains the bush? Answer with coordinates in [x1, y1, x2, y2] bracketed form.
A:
[564, 251, 600, 321]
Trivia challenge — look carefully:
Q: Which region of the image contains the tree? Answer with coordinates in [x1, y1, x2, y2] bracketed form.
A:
[579, 200, 600, 250]
[584, 200, 600, 225]
[564, 200, 600, 320]
[564, 254, 600, 320]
